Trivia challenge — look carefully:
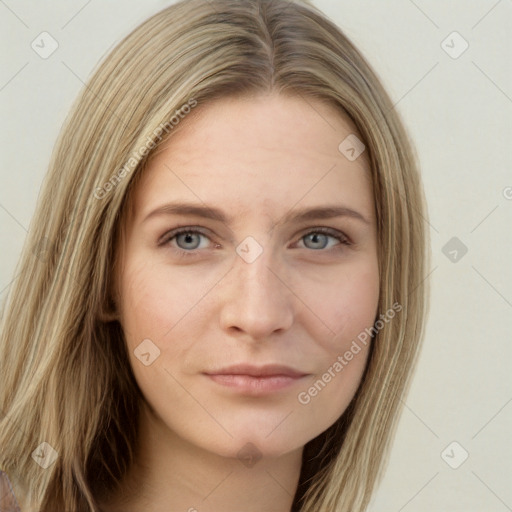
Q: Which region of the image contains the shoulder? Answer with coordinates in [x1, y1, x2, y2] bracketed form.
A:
[0, 470, 21, 512]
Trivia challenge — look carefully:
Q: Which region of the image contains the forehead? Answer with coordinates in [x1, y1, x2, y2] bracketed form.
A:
[130, 93, 373, 223]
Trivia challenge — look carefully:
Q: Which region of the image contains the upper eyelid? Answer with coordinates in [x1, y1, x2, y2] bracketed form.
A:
[160, 226, 349, 247]
[158, 226, 214, 245]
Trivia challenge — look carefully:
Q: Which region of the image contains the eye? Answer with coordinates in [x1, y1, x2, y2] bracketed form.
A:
[158, 227, 214, 258]
[173, 231, 205, 250]
[158, 225, 351, 259]
[297, 228, 350, 251]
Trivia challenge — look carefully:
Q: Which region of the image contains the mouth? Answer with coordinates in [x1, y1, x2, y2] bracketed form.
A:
[203, 364, 310, 395]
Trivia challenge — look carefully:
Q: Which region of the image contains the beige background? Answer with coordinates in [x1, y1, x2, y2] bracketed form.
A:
[1, 1, 511, 510]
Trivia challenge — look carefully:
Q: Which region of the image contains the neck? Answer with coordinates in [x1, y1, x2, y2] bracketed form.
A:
[99, 403, 303, 512]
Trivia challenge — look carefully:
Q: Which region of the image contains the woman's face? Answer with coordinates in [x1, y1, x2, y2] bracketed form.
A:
[115, 93, 379, 460]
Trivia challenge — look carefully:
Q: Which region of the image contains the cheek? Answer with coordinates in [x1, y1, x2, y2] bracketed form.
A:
[295, 278, 378, 428]
[292, 259, 379, 425]
[298, 258, 380, 354]
[297, 342, 370, 430]
[117, 259, 207, 401]
[118, 257, 215, 345]
[115, 246, 381, 453]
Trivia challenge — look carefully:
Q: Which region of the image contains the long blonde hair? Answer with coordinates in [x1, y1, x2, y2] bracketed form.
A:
[0, 0, 430, 510]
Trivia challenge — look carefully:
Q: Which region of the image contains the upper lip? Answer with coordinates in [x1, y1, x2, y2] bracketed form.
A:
[204, 364, 308, 378]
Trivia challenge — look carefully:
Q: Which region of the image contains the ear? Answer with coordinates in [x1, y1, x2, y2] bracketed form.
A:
[97, 307, 119, 323]
[97, 295, 120, 323]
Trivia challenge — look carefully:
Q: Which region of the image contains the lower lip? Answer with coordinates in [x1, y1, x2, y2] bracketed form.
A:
[205, 374, 306, 394]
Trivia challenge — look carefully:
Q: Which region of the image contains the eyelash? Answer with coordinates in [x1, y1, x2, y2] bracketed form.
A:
[158, 226, 351, 259]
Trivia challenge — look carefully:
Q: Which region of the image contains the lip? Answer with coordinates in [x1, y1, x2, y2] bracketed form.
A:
[203, 364, 310, 395]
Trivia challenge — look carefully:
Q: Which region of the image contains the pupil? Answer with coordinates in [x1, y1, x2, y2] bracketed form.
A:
[307, 233, 327, 249]
[179, 232, 199, 249]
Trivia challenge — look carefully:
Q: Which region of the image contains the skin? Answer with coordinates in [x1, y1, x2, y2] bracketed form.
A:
[101, 93, 380, 512]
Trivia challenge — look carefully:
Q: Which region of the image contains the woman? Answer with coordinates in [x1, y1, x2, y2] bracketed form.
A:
[0, 0, 430, 510]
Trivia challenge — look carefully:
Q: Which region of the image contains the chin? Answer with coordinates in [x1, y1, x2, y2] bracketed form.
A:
[193, 419, 315, 462]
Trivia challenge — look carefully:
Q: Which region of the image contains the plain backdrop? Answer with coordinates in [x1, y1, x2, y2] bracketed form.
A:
[1, 1, 511, 510]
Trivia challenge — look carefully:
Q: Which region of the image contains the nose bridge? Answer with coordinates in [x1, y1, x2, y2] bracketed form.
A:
[236, 242, 278, 297]
[219, 237, 294, 338]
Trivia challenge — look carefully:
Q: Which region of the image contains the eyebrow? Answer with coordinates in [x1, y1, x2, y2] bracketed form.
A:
[143, 202, 370, 226]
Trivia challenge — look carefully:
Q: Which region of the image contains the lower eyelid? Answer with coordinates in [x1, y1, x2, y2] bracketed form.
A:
[160, 228, 350, 251]
[299, 229, 350, 245]
[294, 236, 348, 250]
[159, 228, 208, 245]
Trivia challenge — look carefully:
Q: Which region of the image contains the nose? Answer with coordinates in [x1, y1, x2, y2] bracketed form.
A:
[218, 243, 294, 341]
